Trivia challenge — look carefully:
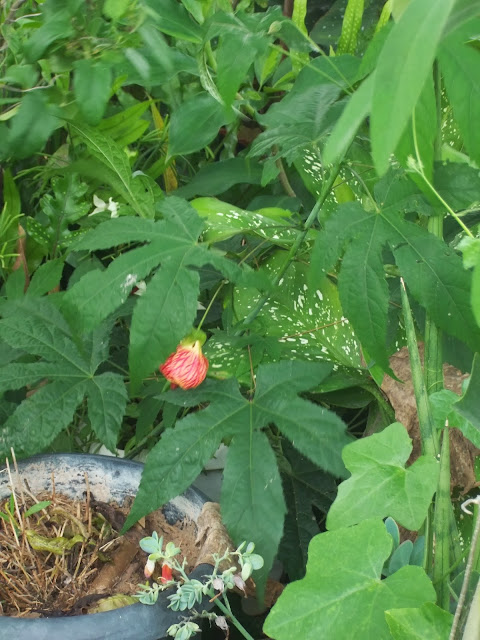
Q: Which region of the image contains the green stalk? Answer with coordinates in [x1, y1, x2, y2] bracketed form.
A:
[424, 216, 444, 396]
[399, 278, 437, 457]
[433, 427, 451, 609]
[234, 163, 341, 334]
[214, 597, 255, 640]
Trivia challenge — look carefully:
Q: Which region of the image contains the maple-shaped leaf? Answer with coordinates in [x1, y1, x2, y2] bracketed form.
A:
[123, 360, 352, 595]
[62, 196, 240, 391]
[0, 298, 127, 457]
[326, 422, 439, 531]
[263, 519, 436, 640]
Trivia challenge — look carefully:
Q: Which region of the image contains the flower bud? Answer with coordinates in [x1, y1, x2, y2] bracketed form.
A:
[144, 558, 155, 578]
[160, 340, 208, 390]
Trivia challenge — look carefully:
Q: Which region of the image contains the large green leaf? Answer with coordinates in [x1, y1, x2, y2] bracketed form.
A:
[235, 251, 361, 368]
[222, 431, 286, 592]
[168, 93, 233, 158]
[124, 362, 350, 593]
[279, 444, 336, 580]
[454, 353, 480, 436]
[263, 518, 436, 640]
[216, 32, 265, 107]
[338, 216, 391, 372]
[73, 59, 112, 125]
[386, 212, 480, 354]
[62, 242, 163, 333]
[371, 0, 456, 174]
[70, 124, 153, 218]
[385, 603, 453, 639]
[2, 92, 59, 160]
[85, 372, 128, 452]
[191, 197, 297, 245]
[175, 157, 263, 199]
[128, 259, 200, 391]
[0, 380, 86, 457]
[438, 19, 480, 168]
[0, 298, 125, 457]
[143, 0, 203, 42]
[323, 73, 373, 166]
[326, 423, 439, 531]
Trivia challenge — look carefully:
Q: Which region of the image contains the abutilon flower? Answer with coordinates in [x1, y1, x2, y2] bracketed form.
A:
[159, 340, 208, 389]
[160, 563, 173, 584]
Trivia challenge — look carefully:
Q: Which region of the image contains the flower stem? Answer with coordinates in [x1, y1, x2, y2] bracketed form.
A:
[214, 597, 255, 640]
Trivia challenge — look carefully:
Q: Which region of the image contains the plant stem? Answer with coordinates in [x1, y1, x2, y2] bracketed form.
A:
[234, 163, 340, 334]
[214, 597, 255, 640]
[399, 278, 437, 457]
[433, 427, 451, 609]
[197, 281, 225, 331]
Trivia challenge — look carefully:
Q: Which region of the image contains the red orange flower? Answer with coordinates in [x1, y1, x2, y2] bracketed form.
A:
[159, 340, 208, 389]
[160, 564, 173, 584]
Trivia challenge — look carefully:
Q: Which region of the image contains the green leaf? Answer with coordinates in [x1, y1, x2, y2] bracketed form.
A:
[168, 93, 232, 158]
[23, 11, 74, 62]
[309, 201, 372, 279]
[216, 33, 265, 107]
[128, 260, 200, 391]
[438, 20, 480, 168]
[176, 158, 263, 199]
[62, 243, 162, 333]
[72, 217, 160, 251]
[191, 197, 296, 245]
[387, 213, 480, 354]
[0, 380, 86, 458]
[0, 299, 89, 370]
[27, 259, 64, 297]
[143, 0, 203, 42]
[103, 0, 129, 20]
[385, 602, 453, 640]
[323, 73, 373, 166]
[236, 251, 361, 368]
[326, 423, 439, 531]
[338, 215, 391, 372]
[73, 59, 112, 125]
[0, 361, 76, 394]
[255, 361, 352, 477]
[70, 124, 151, 217]
[124, 379, 246, 530]
[222, 430, 286, 594]
[435, 162, 480, 213]
[395, 73, 436, 182]
[279, 444, 336, 580]
[4, 92, 59, 160]
[371, 0, 456, 174]
[85, 372, 127, 452]
[124, 363, 350, 593]
[454, 353, 480, 436]
[430, 388, 480, 448]
[263, 518, 436, 640]
[97, 101, 151, 147]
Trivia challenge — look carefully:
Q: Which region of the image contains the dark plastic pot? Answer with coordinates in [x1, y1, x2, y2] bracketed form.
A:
[0, 453, 213, 640]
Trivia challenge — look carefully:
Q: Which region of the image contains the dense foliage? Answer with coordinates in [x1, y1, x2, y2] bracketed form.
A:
[2, 0, 480, 637]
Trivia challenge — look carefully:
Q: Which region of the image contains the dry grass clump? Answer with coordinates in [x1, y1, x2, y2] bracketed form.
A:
[0, 458, 116, 617]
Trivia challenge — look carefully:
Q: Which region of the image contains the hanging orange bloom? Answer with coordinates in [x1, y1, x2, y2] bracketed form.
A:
[159, 340, 208, 389]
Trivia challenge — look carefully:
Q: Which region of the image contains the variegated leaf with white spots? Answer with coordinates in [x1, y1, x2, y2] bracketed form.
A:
[191, 197, 315, 247]
[234, 251, 361, 368]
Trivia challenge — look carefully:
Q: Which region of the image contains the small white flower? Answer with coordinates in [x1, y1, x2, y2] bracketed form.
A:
[133, 281, 147, 296]
[89, 194, 119, 218]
